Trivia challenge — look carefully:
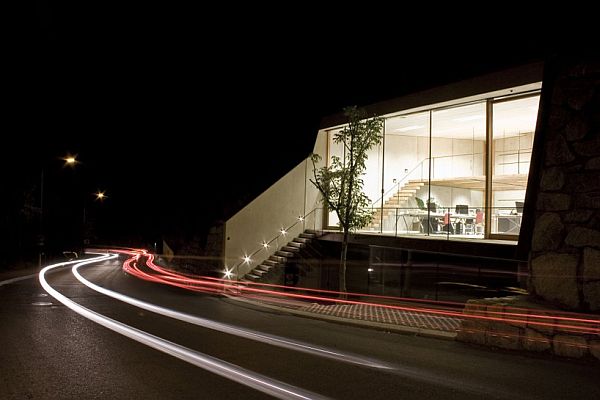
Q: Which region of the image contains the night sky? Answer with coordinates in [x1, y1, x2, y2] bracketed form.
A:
[6, 4, 561, 256]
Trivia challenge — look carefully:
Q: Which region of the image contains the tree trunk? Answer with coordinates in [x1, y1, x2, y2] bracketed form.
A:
[339, 228, 349, 296]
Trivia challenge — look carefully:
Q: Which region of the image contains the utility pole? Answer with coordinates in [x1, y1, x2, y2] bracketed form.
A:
[38, 168, 45, 268]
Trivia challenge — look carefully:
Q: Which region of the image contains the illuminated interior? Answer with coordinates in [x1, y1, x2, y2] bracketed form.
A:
[326, 87, 541, 240]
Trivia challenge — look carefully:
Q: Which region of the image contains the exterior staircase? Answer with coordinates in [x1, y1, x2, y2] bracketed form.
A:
[241, 229, 321, 283]
[366, 180, 425, 231]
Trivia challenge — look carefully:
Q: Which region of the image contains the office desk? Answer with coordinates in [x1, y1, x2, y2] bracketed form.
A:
[396, 212, 475, 234]
[495, 214, 522, 234]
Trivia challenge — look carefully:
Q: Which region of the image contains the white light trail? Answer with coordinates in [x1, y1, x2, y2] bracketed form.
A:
[40, 254, 330, 400]
[72, 262, 393, 370]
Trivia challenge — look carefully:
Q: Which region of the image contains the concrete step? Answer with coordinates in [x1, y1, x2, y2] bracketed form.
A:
[252, 269, 268, 276]
[386, 199, 410, 205]
[374, 210, 399, 216]
[305, 229, 320, 235]
[275, 250, 294, 258]
[270, 255, 287, 263]
[263, 259, 278, 266]
[288, 241, 305, 248]
[281, 246, 300, 253]
[293, 237, 310, 244]
[299, 233, 315, 239]
[245, 274, 260, 281]
[383, 204, 407, 209]
[257, 264, 272, 272]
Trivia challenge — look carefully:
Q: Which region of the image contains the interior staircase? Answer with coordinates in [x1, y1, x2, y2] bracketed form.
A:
[241, 229, 321, 283]
[366, 180, 425, 231]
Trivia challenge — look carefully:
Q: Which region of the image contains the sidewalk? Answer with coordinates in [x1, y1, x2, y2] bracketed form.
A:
[0, 265, 41, 286]
[232, 292, 600, 362]
[230, 293, 460, 340]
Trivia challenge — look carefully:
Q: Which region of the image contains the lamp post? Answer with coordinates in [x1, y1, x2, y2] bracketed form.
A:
[38, 155, 79, 267]
[38, 168, 44, 267]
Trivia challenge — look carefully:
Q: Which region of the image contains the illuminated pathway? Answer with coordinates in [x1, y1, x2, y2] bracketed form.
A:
[0, 250, 599, 399]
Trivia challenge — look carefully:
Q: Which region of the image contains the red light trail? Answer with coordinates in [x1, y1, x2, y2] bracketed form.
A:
[115, 249, 600, 340]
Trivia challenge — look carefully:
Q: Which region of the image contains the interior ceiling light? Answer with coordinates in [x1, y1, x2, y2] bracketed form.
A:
[395, 125, 423, 132]
[453, 115, 484, 122]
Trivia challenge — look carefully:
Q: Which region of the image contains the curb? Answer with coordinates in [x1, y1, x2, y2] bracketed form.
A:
[0, 272, 39, 287]
[227, 295, 457, 341]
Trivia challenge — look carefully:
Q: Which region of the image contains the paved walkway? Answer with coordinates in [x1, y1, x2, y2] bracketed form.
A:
[300, 303, 461, 332]
[236, 293, 461, 338]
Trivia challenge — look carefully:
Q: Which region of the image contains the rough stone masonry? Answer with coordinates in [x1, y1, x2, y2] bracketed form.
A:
[529, 56, 600, 312]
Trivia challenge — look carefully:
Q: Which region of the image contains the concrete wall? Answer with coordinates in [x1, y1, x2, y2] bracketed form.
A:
[224, 131, 325, 278]
[494, 132, 534, 175]
[383, 135, 429, 187]
[526, 57, 600, 311]
[431, 138, 485, 179]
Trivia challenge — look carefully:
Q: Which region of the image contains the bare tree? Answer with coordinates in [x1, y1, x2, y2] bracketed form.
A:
[310, 106, 383, 293]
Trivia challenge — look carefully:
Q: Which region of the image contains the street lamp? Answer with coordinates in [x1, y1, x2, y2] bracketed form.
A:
[83, 190, 108, 245]
[38, 154, 80, 267]
[94, 191, 107, 201]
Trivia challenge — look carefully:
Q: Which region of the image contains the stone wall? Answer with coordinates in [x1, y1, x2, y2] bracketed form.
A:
[528, 57, 600, 311]
[457, 297, 600, 361]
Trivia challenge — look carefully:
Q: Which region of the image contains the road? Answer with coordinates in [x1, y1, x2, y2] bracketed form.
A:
[1, 253, 598, 399]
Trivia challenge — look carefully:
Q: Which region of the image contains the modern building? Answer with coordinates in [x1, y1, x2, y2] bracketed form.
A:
[221, 58, 600, 311]
[324, 72, 540, 239]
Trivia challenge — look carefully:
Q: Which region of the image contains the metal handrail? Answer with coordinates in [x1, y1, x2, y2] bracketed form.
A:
[371, 151, 490, 209]
[231, 207, 323, 280]
[371, 158, 428, 207]
[371, 158, 429, 208]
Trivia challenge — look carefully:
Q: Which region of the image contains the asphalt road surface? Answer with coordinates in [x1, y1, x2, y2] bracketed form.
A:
[1, 254, 598, 399]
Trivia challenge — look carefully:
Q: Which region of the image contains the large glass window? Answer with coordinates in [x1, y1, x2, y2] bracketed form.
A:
[327, 128, 344, 228]
[430, 102, 486, 237]
[325, 88, 540, 241]
[377, 112, 430, 234]
[326, 127, 383, 230]
[491, 95, 540, 235]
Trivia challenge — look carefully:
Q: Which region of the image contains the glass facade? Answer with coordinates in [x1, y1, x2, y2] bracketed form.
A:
[491, 95, 538, 236]
[325, 87, 541, 240]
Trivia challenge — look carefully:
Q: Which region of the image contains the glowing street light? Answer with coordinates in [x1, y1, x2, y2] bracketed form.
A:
[63, 155, 78, 167]
[94, 191, 107, 201]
